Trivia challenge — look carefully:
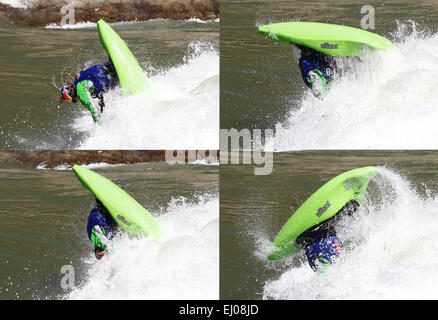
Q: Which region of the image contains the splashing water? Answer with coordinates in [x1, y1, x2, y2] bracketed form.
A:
[73, 41, 219, 150]
[0, 0, 29, 8]
[268, 22, 438, 150]
[262, 167, 438, 299]
[65, 194, 219, 300]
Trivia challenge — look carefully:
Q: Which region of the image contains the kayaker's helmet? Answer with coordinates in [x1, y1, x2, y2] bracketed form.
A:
[305, 235, 343, 271]
[58, 84, 74, 103]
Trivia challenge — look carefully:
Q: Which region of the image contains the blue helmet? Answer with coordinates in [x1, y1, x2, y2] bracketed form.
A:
[305, 235, 343, 271]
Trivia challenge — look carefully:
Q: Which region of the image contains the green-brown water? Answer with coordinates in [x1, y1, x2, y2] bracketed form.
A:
[0, 161, 218, 299]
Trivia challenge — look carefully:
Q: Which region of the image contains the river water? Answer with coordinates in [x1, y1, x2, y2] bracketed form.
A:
[0, 160, 218, 299]
[4, 0, 438, 302]
[0, 19, 219, 149]
[221, 151, 438, 299]
[221, 0, 438, 149]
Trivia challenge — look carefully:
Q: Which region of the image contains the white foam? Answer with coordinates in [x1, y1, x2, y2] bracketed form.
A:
[45, 19, 156, 30]
[73, 41, 219, 150]
[268, 21, 438, 150]
[189, 159, 219, 166]
[262, 167, 438, 299]
[65, 194, 219, 300]
[185, 18, 220, 24]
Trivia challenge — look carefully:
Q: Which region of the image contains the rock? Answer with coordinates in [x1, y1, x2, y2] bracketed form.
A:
[0, 0, 219, 27]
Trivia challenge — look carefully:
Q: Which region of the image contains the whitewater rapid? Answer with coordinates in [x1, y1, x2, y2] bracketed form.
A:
[65, 194, 219, 300]
[72, 40, 219, 150]
[262, 167, 438, 299]
[267, 21, 438, 150]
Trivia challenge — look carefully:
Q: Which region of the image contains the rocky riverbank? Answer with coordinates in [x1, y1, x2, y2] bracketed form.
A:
[0, 150, 219, 168]
[0, 0, 219, 27]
